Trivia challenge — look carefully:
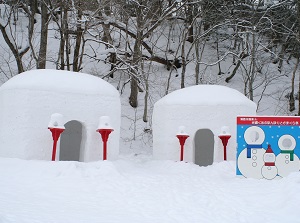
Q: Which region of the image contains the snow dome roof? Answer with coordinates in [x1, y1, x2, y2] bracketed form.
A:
[156, 85, 256, 107]
[0, 69, 118, 96]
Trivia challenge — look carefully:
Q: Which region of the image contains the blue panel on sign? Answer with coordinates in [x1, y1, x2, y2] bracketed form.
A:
[236, 116, 300, 180]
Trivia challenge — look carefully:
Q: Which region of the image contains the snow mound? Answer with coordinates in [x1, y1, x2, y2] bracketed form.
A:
[0, 69, 121, 161]
[156, 85, 256, 107]
[0, 69, 117, 96]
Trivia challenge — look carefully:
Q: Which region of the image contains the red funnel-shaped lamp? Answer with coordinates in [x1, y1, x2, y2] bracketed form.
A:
[219, 126, 231, 161]
[97, 116, 114, 160]
[176, 126, 189, 161]
[48, 113, 65, 161]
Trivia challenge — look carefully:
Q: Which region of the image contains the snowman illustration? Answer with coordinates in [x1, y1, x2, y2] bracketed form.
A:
[261, 144, 278, 180]
[275, 134, 299, 177]
[238, 126, 265, 179]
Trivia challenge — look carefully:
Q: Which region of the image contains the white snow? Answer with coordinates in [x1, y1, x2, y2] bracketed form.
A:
[0, 69, 117, 95]
[97, 116, 114, 130]
[0, 158, 299, 223]
[177, 125, 189, 135]
[0, 69, 121, 161]
[0, 7, 299, 223]
[152, 85, 257, 163]
[156, 85, 255, 106]
[48, 113, 65, 129]
[220, 126, 231, 136]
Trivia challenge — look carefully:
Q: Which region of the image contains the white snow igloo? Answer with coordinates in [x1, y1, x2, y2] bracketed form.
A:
[152, 85, 257, 166]
[0, 69, 121, 161]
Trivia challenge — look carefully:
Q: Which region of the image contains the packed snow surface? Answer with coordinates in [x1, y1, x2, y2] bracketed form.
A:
[0, 69, 117, 95]
[0, 157, 299, 223]
[0, 69, 121, 161]
[152, 85, 256, 162]
[156, 85, 256, 107]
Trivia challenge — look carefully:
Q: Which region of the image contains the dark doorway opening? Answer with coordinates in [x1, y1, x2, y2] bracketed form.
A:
[194, 129, 214, 166]
[59, 120, 82, 161]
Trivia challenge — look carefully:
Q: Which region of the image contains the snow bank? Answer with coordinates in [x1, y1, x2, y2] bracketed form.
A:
[0, 158, 299, 223]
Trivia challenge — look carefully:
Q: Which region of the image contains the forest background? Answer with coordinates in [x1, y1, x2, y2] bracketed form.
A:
[0, 0, 299, 155]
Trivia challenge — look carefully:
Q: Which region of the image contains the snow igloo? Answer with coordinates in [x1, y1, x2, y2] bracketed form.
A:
[0, 69, 121, 161]
[152, 85, 257, 166]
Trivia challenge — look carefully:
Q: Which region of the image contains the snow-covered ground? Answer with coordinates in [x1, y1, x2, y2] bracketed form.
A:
[1, 4, 300, 223]
[1, 157, 300, 223]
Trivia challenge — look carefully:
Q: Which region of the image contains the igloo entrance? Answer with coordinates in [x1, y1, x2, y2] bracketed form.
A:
[59, 120, 83, 161]
[194, 129, 214, 166]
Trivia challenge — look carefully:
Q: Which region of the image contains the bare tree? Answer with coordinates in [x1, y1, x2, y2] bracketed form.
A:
[93, 0, 187, 107]
[72, 0, 84, 72]
[37, 0, 50, 68]
[0, 3, 29, 74]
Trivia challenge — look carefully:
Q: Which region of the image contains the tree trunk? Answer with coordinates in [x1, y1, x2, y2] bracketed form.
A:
[186, 1, 194, 43]
[0, 25, 28, 73]
[249, 32, 256, 101]
[63, 2, 70, 71]
[297, 0, 300, 115]
[142, 61, 149, 122]
[277, 44, 285, 73]
[29, 0, 39, 14]
[129, 75, 139, 107]
[26, 0, 38, 64]
[181, 42, 186, 89]
[225, 52, 248, 83]
[59, 0, 65, 70]
[289, 57, 298, 112]
[129, 33, 142, 107]
[129, 12, 143, 107]
[298, 70, 300, 115]
[100, 1, 116, 77]
[195, 38, 200, 85]
[216, 40, 222, 75]
[73, 0, 83, 72]
[37, 0, 49, 69]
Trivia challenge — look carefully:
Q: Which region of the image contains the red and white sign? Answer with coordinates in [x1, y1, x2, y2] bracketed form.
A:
[237, 116, 300, 126]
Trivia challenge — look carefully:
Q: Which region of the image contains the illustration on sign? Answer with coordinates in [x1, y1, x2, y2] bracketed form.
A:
[237, 116, 300, 180]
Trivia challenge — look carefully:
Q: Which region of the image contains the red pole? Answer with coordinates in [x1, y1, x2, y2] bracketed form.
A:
[223, 144, 227, 161]
[103, 137, 108, 160]
[180, 144, 184, 161]
[176, 135, 189, 161]
[97, 129, 113, 160]
[219, 135, 231, 161]
[49, 128, 65, 161]
[52, 138, 58, 161]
